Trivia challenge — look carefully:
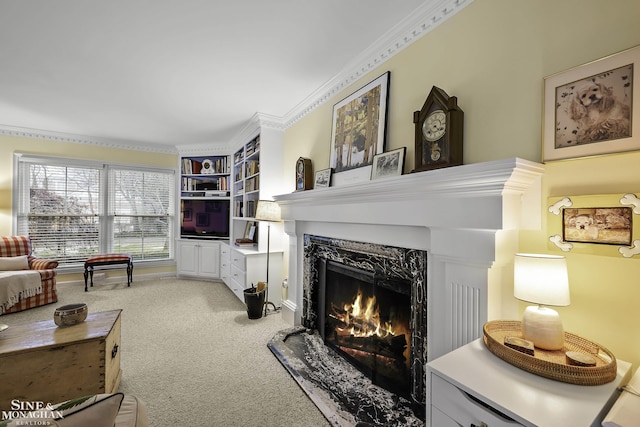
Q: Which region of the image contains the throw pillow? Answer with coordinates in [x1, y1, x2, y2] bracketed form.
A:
[0, 255, 29, 271]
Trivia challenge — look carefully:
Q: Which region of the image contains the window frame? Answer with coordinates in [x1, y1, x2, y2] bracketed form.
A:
[13, 153, 176, 273]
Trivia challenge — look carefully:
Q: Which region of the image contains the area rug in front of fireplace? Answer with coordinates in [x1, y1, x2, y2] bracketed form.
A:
[268, 327, 424, 427]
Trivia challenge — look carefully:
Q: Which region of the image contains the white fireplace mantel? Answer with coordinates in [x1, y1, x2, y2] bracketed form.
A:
[274, 157, 544, 360]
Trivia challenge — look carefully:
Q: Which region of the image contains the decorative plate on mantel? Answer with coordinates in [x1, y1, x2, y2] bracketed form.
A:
[483, 320, 617, 386]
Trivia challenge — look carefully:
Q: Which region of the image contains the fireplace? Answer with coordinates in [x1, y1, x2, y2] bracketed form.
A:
[306, 235, 427, 410]
[267, 235, 428, 424]
[319, 260, 412, 398]
[272, 158, 544, 422]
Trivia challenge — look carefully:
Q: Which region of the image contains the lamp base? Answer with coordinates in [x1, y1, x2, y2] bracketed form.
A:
[521, 305, 565, 350]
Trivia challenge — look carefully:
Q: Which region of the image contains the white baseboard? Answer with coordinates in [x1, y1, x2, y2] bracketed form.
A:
[58, 271, 176, 288]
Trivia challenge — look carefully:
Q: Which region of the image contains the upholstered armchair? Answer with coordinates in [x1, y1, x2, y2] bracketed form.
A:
[0, 235, 58, 315]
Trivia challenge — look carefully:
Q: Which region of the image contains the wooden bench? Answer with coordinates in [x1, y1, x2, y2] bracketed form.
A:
[84, 254, 133, 292]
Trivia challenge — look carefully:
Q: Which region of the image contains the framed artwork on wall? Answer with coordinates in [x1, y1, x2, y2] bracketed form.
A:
[543, 45, 639, 162]
[547, 193, 640, 258]
[329, 71, 390, 186]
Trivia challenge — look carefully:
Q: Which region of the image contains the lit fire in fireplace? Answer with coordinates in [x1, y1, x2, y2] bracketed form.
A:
[328, 288, 410, 367]
[339, 289, 394, 338]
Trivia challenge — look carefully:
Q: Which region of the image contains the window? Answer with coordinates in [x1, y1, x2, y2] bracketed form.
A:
[15, 155, 175, 267]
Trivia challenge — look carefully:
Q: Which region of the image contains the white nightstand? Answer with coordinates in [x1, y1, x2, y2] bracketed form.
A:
[427, 338, 631, 427]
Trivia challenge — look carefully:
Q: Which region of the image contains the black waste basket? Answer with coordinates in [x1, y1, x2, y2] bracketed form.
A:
[243, 288, 265, 319]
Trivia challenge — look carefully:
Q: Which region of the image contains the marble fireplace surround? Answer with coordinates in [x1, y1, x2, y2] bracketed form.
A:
[274, 157, 544, 365]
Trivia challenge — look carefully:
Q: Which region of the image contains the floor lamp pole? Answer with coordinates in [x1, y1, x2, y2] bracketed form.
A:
[264, 222, 277, 316]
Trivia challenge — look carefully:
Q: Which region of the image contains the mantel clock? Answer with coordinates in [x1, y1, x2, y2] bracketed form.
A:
[295, 157, 313, 191]
[413, 86, 463, 172]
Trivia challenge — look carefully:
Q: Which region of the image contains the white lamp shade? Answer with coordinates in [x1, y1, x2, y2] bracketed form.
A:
[514, 253, 570, 306]
[254, 200, 281, 222]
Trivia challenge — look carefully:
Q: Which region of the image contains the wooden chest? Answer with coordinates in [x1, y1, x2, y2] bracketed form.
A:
[0, 309, 122, 410]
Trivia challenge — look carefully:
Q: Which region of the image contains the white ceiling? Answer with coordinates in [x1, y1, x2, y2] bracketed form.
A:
[0, 0, 466, 152]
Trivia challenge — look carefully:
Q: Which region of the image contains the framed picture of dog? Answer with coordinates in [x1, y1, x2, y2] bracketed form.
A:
[547, 193, 640, 258]
[543, 44, 640, 162]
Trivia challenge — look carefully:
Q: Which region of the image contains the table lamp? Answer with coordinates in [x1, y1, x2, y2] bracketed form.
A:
[254, 200, 281, 316]
[514, 253, 570, 350]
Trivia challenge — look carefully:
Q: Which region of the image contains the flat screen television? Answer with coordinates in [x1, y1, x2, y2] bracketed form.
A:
[180, 199, 230, 239]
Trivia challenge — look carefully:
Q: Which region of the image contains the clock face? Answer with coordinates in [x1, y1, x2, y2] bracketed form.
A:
[422, 109, 446, 142]
[297, 160, 304, 174]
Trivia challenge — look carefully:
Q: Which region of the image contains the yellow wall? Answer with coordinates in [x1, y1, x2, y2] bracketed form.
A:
[0, 134, 178, 280]
[283, 0, 640, 367]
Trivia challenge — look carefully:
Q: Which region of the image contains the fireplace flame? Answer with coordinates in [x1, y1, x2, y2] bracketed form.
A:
[341, 289, 395, 338]
[328, 287, 411, 369]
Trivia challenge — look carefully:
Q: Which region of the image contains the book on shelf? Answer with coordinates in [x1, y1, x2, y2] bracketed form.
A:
[234, 238, 256, 247]
[182, 176, 229, 192]
[234, 151, 244, 164]
[245, 136, 260, 157]
[245, 176, 259, 193]
[245, 160, 259, 176]
[245, 200, 256, 217]
[234, 201, 244, 217]
[182, 157, 228, 175]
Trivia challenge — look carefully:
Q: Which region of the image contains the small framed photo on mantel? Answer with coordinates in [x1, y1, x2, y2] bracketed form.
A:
[314, 168, 332, 188]
[371, 147, 405, 180]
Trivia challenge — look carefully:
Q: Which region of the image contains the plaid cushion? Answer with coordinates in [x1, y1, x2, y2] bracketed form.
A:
[86, 254, 132, 265]
[30, 257, 59, 270]
[0, 236, 31, 257]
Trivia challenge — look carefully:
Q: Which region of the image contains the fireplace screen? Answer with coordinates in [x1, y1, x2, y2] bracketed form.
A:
[318, 260, 411, 398]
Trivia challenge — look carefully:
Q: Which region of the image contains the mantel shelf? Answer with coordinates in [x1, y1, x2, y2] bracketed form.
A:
[275, 157, 544, 232]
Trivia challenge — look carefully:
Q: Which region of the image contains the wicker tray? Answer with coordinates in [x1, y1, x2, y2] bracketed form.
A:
[483, 320, 617, 386]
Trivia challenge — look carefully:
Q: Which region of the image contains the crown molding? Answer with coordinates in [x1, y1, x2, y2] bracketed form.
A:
[279, 0, 473, 128]
[0, 124, 178, 154]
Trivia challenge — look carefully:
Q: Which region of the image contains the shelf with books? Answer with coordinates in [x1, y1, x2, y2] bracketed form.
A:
[231, 134, 263, 253]
[180, 155, 230, 199]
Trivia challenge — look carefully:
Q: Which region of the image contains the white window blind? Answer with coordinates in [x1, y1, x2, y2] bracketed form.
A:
[16, 155, 174, 266]
[108, 167, 174, 261]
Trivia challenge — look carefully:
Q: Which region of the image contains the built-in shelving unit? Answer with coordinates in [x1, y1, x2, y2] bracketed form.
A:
[177, 154, 230, 279]
[232, 135, 261, 246]
[218, 118, 285, 304]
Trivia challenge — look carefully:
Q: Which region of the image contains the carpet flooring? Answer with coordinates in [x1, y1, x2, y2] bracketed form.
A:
[1, 278, 330, 427]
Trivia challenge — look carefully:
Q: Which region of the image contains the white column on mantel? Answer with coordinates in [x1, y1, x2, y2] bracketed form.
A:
[275, 158, 544, 360]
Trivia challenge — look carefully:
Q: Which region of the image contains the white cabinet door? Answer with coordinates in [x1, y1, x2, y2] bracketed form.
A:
[177, 241, 198, 276]
[177, 240, 220, 278]
[198, 242, 220, 277]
